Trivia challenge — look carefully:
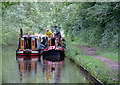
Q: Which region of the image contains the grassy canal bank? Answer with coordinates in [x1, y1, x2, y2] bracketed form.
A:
[65, 42, 119, 84]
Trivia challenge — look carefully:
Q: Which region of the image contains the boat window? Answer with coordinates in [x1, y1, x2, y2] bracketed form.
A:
[24, 37, 31, 49]
[51, 38, 55, 46]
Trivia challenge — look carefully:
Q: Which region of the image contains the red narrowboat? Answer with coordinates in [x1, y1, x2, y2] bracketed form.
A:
[16, 29, 41, 59]
[42, 36, 66, 62]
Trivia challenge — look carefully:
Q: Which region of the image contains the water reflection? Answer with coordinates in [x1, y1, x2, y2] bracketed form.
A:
[17, 57, 38, 82]
[43, 59, 65, 83]
[17, 56, 65, 83]
[3, 46, 90, 83]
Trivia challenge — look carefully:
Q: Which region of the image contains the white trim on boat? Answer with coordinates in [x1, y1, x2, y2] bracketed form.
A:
[31, 51, 39, 53]
[17, 51, 23, 53]
[17, 50, 39, 54]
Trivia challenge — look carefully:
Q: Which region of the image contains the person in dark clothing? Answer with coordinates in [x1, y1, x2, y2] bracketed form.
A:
[54, 26, 61, 38]
[54, 26, 61, 46]
[41, 37, 48, 47]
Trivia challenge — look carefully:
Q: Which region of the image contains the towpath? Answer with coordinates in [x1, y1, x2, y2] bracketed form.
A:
[79, 44, 119, 72]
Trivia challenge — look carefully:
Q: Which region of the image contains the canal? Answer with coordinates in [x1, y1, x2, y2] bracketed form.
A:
[2, 46, 93, 83]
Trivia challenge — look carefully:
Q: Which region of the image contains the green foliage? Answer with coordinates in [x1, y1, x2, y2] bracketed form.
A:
[2, 2, 53, 45]
[66, 42, 119, 83]
[2, 2, 119, 50]
[2, 2, 19, 10]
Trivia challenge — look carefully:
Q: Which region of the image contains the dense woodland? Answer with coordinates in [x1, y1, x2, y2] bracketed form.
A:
[2, 2, 120, 51]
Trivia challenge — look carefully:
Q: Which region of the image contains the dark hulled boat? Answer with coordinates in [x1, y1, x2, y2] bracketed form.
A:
[42, 37, 66, 62]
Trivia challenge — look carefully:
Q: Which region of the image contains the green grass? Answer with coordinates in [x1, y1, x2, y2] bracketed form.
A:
[96, 49, 119, 63]
[66, 42, 119, 83]
[75, 40, 119, 63]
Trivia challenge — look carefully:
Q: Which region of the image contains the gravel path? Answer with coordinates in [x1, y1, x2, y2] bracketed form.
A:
[79, 44, 119, 72]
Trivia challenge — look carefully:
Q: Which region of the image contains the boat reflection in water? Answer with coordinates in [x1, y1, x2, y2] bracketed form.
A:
[17, 56, 39, 82]
[17, 55, 65, 83]
[43, 59, 65, 83]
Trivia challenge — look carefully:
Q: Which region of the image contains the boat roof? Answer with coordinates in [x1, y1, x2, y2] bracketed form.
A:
[22, 34, 40, 38]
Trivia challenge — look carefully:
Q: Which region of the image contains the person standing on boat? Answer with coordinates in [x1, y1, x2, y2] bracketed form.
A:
[45, 29, 53, 47]
[54, 26, 61, 44]
[54, 26, 61, 38]
[45, 29, 53, 38]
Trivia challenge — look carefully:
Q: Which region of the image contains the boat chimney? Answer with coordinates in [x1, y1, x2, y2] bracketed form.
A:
[20, 28, 23, 37]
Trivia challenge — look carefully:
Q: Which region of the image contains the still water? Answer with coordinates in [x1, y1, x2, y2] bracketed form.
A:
[2, 46, 91, 83]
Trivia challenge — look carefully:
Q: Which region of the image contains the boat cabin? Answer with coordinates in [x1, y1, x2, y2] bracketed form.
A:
[16, 29, 41, 57]
[18, 34, 39, 51]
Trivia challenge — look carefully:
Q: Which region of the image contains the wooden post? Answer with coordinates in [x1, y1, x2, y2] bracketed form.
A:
[20, 38, 24, 50]
[47, 38, 51, 47]
[31, 38, 35, 50]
